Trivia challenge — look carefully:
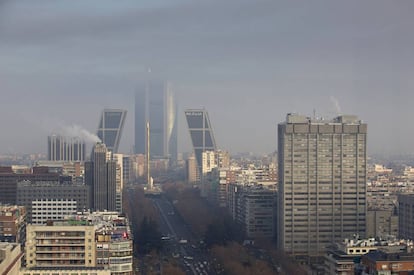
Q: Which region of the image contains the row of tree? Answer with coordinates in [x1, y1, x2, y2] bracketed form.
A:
[122, 186, 162, 255]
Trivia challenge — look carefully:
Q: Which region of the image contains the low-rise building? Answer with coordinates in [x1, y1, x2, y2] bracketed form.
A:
[19, 268, 110, 275]
[324, 237, 413, 275]
[0, 205, 26, 243]
[0, 242, 22, 275]
[361, 250, 414, 274]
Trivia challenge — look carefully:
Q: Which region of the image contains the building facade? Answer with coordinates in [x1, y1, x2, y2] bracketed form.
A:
[47, 135, 86, 162]
[184, 109, 217, 179]
[25, 212, 132, 275]
[16, 180, 90, 222]
[0, 205, 26, 243]
[85, 143, 116, 211]
[277, 114, 367, 257]
[398, 194, 414, 240]
[134, 81, 177, 162]
[97, 109, 127, 153]
[25, 223, 96, 268]
[0, 167, 61, 205]
[0, 242, 22, 275]
[237, 185, 276, 239]
[366, 209, 398, 238]
[31, 199, 77, 225]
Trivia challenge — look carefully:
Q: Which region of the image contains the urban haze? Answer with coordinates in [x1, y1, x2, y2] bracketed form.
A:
[1, 0, 414, 155]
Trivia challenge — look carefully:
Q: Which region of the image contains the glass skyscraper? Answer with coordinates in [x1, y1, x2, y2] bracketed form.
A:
[184, 109, 217, 172]
[134, 81, 177, 162]
[96, 109, 127, 153]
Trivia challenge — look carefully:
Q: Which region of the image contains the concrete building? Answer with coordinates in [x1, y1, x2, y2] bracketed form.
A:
[0, 205, 26, 243]
[31, 199, 77, 225]
[85, 143, 116, 211]
[186, 153, 199, 184]
[135, 81, 177, 163]
[16, 180, 90, 222]
[237, 185, 276, 239]
[25, 223, 96, 268]
[0, 242, 22, 275]
[398, 193, 414, 240]
[47, 135, 86, 162]
[24, 211, 132, 275]
[122, 155, 131, 185]
[93, 212, 133, 274]
[35, 161, 84, 181]
[366, 209, 398, 238]
[97, 109, 127, 153]
[361, 250, 414, 274]
[0, 167, 61, 205]
[277, 114, 367, 257]
[324, 237, 412, 275]
[113, 154, 124, 213]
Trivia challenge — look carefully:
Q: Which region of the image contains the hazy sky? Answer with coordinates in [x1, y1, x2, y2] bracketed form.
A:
[1, 0, 414, 156]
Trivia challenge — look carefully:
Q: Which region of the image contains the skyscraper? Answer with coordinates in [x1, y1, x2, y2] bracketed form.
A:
[47, 135, 85, 161]
[185, 109, 217, 177]
[96, 109, 127, 153]
[277, 114, 367, 258]
[85, 143, 116, 211]
[134, 81, 177, 162]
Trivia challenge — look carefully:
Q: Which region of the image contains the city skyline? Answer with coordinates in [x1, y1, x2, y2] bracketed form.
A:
[1, 1, 414, 155]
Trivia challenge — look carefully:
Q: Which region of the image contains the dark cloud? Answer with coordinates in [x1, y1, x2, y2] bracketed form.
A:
[1, 0, 414, 155]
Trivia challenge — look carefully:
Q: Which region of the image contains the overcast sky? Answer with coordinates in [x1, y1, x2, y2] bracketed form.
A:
[1, 0, 413, 156]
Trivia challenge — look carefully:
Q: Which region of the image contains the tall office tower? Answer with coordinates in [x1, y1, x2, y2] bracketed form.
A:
[185, 109, 217, 178]
[134, 81, 177, 162]
[96, 109, 127, 153]
[85, 143, 117, 211]
[48, 135, 86, 161]
[277, 114, 367, 258]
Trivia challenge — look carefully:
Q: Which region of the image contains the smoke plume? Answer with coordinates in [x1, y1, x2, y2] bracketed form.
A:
[58, 124, 101, 143]
[330, 96, 342, 114]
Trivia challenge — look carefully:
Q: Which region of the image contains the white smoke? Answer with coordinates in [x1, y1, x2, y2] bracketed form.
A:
[330, 96, 342, 115]
[58, 124, 101, 143]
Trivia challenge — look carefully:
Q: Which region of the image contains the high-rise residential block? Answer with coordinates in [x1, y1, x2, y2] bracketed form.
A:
[47, 135, 86, 162]
[85, 143, 116, 211]
[135, 81, 177, 162]
[277, 114, 367, 257]
[97, 109, 127, 153]
[185, 109, 217, 178]
[25, 223, 96, 268]
[24, 211, 132, 274]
